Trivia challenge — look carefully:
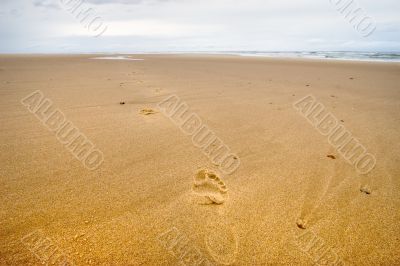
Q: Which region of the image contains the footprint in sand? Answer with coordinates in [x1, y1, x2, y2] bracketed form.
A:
[296, 218, 307, 229]
[192, 169, 228, 205]
[360, 185, 371, 195]
[205, 221, 238, 265]
[139, 108, 157, 115]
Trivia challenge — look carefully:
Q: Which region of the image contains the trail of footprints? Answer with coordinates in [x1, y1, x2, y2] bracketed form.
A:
[122, 75, 373, 233]
[119, 80, 228, 206]
[118, 73, 160, 116]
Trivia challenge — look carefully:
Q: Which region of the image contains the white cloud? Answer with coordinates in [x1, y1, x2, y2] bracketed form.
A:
[101, 20, 222, 37]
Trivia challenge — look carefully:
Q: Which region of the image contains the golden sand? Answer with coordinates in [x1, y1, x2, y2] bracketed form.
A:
[0, 54, 399, 265]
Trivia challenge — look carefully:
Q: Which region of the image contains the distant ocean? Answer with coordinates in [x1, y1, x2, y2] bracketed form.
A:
[93, 51, 400, 63]
[222, 51, 400, 63]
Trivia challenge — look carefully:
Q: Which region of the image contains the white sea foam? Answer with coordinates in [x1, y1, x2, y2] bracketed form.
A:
[228, 51, 400, 63]
[91, 56, 144, 61]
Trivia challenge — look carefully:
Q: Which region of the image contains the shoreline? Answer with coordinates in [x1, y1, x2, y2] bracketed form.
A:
[1, 52, 400, 64]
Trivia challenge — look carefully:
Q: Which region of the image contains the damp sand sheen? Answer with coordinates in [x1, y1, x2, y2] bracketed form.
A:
[0, 54, 399, 265]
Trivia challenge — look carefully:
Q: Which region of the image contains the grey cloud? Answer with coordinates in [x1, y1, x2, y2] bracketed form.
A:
[85, 0, 172, 5]
[10, 9, 22, 17]
[33, 0, 61, 9]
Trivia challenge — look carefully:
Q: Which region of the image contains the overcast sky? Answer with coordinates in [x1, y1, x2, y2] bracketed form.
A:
[0, 0, 399, 53]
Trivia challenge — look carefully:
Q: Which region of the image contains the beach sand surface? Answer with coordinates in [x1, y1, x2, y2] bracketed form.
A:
[0, 54, 399, 265]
